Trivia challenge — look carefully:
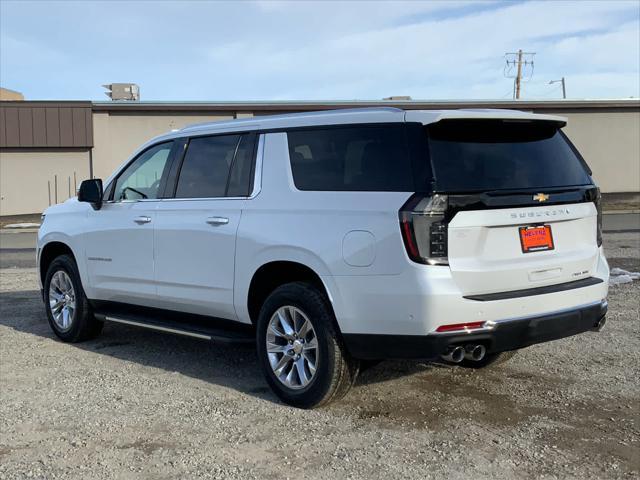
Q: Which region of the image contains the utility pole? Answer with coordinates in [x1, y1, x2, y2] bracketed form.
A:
[515, 49, 523, 100]
[549, 77, 566, 99]
[504, 50, 536, 99]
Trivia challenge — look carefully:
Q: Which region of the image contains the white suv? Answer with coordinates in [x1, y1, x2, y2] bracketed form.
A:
[38, 108, 609, 408]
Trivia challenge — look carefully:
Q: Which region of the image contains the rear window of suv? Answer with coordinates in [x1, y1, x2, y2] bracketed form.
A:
[287, 125, 420, 192]
[426, 120, 592, 192]
[287, 121, 592, 194]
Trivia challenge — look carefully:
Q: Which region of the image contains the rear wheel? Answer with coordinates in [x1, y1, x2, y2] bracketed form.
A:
[458, 350, 517, 369]
[44, 254, 103, 342]
[256, 282, 359, 408]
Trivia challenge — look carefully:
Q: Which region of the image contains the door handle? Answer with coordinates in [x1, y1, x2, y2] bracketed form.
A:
[206, 216, 229, 226]
[134, 216, 152, 224]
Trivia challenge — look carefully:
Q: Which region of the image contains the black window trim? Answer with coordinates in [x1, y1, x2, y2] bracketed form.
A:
[165, 131, 258, 200]
[107, 140, 177, 202]
[558, 129, 593, 176]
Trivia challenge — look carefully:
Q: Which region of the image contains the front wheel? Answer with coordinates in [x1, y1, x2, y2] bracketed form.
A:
[44, 254, 103, 342]
[256, 282, 359, 408]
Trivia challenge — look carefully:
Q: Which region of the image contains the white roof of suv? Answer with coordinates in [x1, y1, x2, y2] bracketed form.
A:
[147, 107, 567, 146]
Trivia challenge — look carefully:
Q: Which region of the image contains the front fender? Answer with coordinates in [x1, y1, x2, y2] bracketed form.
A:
[38, 207, 88, 291]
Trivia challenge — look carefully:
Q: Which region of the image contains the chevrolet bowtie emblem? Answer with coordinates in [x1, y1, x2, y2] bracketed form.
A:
[533, 193, 550, 203]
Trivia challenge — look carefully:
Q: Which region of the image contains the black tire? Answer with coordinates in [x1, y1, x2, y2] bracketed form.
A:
[43, 254, 103, 342]
[256, 282, 359, 408]
[458, 350, 517, 369]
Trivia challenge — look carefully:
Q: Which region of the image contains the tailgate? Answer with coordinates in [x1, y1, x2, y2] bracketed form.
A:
[448, 202, 599, 296]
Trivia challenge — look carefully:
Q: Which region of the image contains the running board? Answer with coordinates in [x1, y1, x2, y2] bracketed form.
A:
[92, 303, 254, 344]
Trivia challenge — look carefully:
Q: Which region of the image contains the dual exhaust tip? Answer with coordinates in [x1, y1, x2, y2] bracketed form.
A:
[441, 344, 486, 363]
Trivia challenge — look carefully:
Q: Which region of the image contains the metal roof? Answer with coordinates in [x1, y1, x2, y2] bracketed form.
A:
[89, 98, 639, 113]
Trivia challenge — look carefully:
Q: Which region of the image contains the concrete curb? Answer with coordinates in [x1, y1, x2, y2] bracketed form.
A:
[0, 228, 39, 233]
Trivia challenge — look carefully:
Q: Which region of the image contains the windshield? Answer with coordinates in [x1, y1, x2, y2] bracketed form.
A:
[426, 120, 592, 192]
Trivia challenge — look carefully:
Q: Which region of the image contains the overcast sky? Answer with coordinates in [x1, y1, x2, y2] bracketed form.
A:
[1, 0, 638, 101]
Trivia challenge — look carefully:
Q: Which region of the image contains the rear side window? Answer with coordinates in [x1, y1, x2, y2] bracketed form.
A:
[175, 134, 254, 198]
[427, 120, 592, 192]
[227, 133, 256, 197]
[287, 125, 417, 192]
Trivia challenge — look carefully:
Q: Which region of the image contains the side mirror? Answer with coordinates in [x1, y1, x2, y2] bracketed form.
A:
[78, 179, 103, 210]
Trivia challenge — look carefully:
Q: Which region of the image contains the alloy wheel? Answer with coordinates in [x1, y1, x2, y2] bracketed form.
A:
[48, 270, 76, 331]
[266, 306, 319, 390]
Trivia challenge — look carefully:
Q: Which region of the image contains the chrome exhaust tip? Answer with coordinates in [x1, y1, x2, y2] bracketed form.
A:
[441, 346, 465, 363]
[464, 344, 486, 362]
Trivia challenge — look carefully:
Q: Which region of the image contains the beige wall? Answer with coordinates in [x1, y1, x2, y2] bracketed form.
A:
[0, 150, 90, 215]
[561, 111, 640, 193]
[92, 113, 236, 180]
[1, 107, 637, 216]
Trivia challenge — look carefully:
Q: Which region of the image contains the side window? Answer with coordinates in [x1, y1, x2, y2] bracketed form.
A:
[227, 134, 256, 197]
[113, 142, 173, 201]
[174, 134, 242, 198]
[287, 125, 414, 192]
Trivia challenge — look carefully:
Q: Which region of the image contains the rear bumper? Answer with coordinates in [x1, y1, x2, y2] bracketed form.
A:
[325, 247, 609, 337]
[343, 300, 607, 360]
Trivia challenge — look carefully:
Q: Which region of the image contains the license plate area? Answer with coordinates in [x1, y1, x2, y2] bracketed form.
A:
[519, 225, 554, 253]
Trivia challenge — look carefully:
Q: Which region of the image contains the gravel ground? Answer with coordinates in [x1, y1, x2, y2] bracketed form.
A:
[0, 232, 638, 480]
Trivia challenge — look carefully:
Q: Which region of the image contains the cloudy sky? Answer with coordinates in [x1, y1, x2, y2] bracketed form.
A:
[1, 0, 638, 101]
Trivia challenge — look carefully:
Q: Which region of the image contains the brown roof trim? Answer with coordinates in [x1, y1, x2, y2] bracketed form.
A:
[0, 101, 93, 148]
[0, 100, 93, 108]
[91, 99, 640, 113]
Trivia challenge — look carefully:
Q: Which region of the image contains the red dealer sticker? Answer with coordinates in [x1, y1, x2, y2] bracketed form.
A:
[519, 225, 554, 253]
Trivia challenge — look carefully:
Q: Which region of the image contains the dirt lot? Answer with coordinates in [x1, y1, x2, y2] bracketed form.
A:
[0, 233, 638, 480]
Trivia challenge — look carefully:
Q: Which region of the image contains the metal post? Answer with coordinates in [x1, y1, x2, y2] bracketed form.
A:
[48, 181, 51, 206]
[89, 148, 94, 179]
[549, 77, 567, 99]
[54, 175, 58, 204]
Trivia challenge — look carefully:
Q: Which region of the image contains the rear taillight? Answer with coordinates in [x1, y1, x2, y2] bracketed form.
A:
[595, 188, 603, 246]
[399, 194, 449, 265]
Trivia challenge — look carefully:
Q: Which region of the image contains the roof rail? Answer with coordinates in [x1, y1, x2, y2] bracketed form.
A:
[180, 106, 404, 132]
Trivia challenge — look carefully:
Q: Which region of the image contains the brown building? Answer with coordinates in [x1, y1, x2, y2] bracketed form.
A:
[1, 99, 639, 216]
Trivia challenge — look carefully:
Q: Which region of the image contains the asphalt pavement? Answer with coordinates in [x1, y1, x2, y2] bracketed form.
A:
[603, 213, 640, 232]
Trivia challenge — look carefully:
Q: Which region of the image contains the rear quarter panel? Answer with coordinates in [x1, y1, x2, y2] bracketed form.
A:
[233, 132, 412, 324]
